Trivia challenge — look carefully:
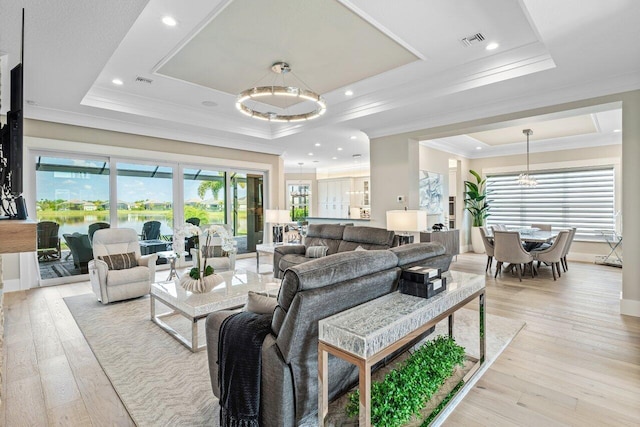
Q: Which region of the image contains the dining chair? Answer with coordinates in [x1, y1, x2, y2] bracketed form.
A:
[493, 231, 534, 281]
[531, 223, 552, 231]
[491, 224, 508, 232]
[479, 226, 495, 272]
[531, 230, 571, 280]
[560, 227, 577, 272]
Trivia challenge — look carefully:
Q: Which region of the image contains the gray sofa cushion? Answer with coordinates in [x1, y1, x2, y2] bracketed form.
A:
[337, 225, 395, 253]
[271, 250, 399, 340]
[303, 224, 345, 255]
[390, 242, 446, 266]
[278, 254, 309, 273]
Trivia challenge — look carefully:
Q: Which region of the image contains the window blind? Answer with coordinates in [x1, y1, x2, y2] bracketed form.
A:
[485, 167, 615, 241]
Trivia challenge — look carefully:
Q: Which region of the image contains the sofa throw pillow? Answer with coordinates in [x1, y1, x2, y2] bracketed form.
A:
[245, 291, 278, 314]
[98, 252, 138, 270]
[306, 245, 329, 258]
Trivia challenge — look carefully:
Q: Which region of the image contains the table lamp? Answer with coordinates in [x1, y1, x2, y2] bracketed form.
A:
[386, 209, 427, 245]
[265, 209, 291, 244]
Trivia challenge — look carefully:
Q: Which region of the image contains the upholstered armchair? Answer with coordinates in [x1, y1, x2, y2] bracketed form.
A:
[88, 228, 158, 304]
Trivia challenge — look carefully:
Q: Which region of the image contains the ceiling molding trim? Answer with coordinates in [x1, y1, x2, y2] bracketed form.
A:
[270, 45, 556, 139]
[338, 0, 426, 61]
[422, 132, 621, 159]
[81, 86, 273, 140]
[25, 106, 286, 156]
[366, 71, 640, 140]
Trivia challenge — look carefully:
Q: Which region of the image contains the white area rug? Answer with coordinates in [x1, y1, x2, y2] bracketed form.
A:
[65, 293, 524, 426]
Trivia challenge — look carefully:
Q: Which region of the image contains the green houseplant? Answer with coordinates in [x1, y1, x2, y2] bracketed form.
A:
[464, 170, 490, 253]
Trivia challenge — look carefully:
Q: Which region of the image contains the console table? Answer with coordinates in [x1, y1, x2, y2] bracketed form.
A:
[420, 229, 460, 257]
[318, 270, 485, 426]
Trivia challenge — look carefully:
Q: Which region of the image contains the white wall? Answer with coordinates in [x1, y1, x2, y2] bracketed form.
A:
[369, 135, 419, 229]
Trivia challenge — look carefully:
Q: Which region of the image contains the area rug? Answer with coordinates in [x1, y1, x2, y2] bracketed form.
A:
[65, 294, 525, 426]
[65, 293, 219, 427]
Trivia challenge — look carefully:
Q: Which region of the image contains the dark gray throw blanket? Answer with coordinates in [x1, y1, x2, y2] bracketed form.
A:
[218, 311, 273, 427]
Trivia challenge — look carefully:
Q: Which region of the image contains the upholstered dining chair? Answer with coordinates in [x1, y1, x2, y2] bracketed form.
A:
[531, 230, 571, 280]
[89, 228, 158, 304]
[479, 226, 495, 272]
[490, 223, 508, 233]
[560, 227, 577, 272]
[531, 223, 552, 231]
[493, 231, 534, 281]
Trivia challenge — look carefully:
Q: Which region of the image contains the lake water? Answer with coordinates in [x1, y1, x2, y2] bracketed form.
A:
[38, 213, 174, 237]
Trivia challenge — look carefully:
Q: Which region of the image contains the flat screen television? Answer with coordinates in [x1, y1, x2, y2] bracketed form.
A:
[1, 63, 24, 197]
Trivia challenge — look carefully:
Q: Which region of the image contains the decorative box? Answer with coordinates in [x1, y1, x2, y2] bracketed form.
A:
[400, 277, 447, 299]
[401, 266, 441, 284]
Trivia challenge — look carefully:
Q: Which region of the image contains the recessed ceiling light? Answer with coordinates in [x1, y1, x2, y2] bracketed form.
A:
[162, 16, 177, 27]
[202, 101, 218, 107]
[476, 146, 482, 150]
[315, 143, 321, 147]
[613, 129, 621, 133]
[345, 90, 354, 96]
[313, 160, 319, 163]
[486, 42, 499, 51]
[308, 152, 313, 156]
[337, 147, 343, 151]
[350, 136, 357, 140]
[112, 78, 123, 86]
[332, 156, 337, 160]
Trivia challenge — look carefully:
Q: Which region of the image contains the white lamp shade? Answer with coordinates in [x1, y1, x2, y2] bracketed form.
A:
[265, 209, 291, 223]
[386, 210, 427, 232]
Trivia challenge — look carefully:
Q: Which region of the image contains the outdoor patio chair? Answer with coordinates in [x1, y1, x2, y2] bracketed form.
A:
[88, 222, 110, 243]
[63, 233, 94, 273]
[37, 221, 61, 261]
[140, 220, 161, 240]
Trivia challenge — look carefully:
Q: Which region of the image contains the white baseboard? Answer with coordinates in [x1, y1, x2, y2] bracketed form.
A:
[621, 299, 640, 317]
[3, 278, 22, 293]
[568, 252, 603, 263]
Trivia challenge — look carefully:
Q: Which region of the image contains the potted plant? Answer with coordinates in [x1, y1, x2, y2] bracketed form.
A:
[464, 170, 490, 253]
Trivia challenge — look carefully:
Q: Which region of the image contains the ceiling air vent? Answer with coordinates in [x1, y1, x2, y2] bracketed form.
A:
[460, 33, 485, 47]
[135, 76, 153, 84]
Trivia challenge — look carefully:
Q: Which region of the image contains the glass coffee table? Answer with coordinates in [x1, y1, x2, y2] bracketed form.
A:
[150, 270, 280, 352]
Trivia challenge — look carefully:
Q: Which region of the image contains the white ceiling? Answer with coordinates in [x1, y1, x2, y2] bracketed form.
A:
[1, 0, 639, 172]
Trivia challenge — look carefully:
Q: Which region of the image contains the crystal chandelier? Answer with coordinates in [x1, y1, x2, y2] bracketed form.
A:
[517, 129, 537, 187]
[236, 62, 326, 122]
[290, 162, 310, 197]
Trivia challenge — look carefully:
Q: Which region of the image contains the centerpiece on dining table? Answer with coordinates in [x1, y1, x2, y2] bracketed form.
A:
[172, 223, 235, 293]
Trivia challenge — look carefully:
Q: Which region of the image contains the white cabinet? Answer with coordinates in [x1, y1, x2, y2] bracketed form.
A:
[317, 177, 370, 219]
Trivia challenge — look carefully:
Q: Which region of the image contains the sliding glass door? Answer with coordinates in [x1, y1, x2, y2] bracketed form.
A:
[35, 155, 110, 279]
[183, 168, 226, 225]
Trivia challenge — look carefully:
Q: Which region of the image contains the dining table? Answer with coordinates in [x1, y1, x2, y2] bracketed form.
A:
[486, 229, 559, 243]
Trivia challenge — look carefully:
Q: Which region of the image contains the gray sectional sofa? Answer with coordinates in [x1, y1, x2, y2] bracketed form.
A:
[273, 223, 451, 278]
[206, 243, 453, 426]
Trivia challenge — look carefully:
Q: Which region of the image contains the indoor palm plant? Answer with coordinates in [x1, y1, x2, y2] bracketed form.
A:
[464, 170, 490, 253]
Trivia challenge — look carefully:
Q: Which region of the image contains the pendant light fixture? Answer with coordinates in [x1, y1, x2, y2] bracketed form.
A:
[236, 62, 326, 122]
[517, 129, 537, 187]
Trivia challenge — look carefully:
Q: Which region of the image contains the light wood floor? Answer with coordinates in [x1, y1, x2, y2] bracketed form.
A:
[1, 255, 638, 426]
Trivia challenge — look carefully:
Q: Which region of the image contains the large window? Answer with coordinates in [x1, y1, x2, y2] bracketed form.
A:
[35, 155, 110, 278]
[116, 162, 174, 238]
[486, 167, 615, 240]
[183, 168, 226, 225]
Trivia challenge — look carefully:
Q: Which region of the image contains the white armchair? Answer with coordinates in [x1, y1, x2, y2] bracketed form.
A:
[88, 228, 158, 304]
